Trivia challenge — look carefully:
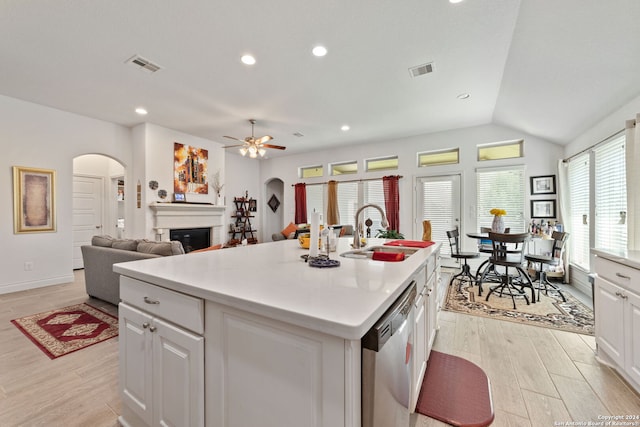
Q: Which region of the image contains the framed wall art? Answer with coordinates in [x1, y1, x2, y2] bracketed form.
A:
[531, 199, 556, 219]
[13, 166, 56, 233]
[530, 175, 556, 195]
[174, 142, 208, 194]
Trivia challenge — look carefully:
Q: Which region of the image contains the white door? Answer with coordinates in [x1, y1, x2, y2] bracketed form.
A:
[415, 174, 461, 257]
[72, 175, 103, 269]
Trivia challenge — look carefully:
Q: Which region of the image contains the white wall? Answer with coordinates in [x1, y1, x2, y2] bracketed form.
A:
[225, 152, 262, 242]
[0, 95, 132, 294]
[260, 123, 562, 251]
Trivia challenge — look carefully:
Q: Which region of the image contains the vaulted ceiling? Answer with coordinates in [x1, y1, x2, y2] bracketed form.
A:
[1, 0, 639, 157]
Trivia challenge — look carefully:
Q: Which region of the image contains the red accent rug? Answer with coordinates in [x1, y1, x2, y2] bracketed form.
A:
[415, 350, 494, 427]
[11, 303, 118, 359]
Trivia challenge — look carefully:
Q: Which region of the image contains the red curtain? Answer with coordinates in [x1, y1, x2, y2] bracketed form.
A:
[294, 183, 307, 224]
[383, 175, 400, 232]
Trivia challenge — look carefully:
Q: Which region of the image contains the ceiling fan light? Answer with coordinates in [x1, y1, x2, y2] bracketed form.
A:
[248, 145, 257, 155]
[249, 151, 258, 158]
[239, 147, 248, 156]
[258, 148, 266, 157]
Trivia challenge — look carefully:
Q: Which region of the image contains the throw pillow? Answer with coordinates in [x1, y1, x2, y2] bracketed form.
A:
[190, 244, 222, 253]
[92, 235, 114, 247]
[137, 240, 186, 256]
[281, 222, 298, 238]
[112, 239, 139, 251]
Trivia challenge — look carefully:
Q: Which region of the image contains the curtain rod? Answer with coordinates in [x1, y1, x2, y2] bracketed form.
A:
[563, 128, 624, 163]
[292, 175, 403, 186]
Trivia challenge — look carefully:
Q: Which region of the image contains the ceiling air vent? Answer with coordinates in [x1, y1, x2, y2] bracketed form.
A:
[125, 54, 162, 73]
[293, 132, 304, 138]
[408, 62, 434, 78]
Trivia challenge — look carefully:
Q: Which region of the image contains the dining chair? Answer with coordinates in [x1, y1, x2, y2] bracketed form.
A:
[446, 228, 480, 291]
[525, 231, 569, 302]
[474, 227, 511, 295]
[481, 232, 535, 309]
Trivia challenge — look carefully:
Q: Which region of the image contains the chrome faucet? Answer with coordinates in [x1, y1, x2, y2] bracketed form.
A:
[353, 203, 389, 249]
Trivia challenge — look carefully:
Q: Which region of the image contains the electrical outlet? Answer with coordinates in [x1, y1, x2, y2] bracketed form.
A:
[24, 261, 33, 271]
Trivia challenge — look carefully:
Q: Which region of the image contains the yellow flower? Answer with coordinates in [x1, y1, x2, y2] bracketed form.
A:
[490, 208, 507, 216]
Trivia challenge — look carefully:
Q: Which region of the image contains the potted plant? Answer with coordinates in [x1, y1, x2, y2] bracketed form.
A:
[375, 229, 405, 239]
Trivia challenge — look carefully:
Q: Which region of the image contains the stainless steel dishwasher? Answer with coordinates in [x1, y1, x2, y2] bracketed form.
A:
[362, 282, 416, 427]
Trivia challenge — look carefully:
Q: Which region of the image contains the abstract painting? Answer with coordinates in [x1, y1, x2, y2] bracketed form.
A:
[174, 142, 208, 194]
[13, 166, 56, 233]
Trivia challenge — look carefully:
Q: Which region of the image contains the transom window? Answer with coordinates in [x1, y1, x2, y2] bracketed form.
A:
[477, 140, 524, 161]
[418, 148, 459, 167]
[330, 161, 358, 176]
[299, 165, 323, 178]
[365, 156, 398, 172]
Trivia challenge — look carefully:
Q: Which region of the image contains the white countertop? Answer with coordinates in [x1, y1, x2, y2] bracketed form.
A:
[114, 238, 440, 340]
[592, 248, 640, 270]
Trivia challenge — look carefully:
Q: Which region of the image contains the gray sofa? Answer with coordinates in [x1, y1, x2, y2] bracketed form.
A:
[81, 235, 185, 305]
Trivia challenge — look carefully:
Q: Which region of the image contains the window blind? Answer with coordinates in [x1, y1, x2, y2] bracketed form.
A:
[476, 166, 525, 233]
[306, 184, 324, 223]
[363, 180, 385, 236]
[337, 181, 358, 228]
[421, 178, 454, 256]
[567, 154, 590, 270]
[594, 136, 627, 252]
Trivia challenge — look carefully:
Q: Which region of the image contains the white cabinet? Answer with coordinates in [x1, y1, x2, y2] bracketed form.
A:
[119, 277, 205, 427]
[204, 300, 350, 427]
[594, 255, 640, 392]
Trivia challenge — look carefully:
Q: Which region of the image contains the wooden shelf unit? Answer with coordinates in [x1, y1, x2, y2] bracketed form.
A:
[229, 196, 257, 244]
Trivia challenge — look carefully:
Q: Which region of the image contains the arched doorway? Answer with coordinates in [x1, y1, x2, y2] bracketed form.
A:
[72, 154, 126, 269]
[264, 178, 284, 241]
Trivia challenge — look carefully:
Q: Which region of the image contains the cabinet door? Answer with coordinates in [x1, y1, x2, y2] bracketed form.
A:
[426, 273, 438, 353]
[119, 303, 154, 426]
[626, 289, 640, 386]
[594, 278, 625, 366]
[153, 317, 204, 427]
[411, 294, 427, 412]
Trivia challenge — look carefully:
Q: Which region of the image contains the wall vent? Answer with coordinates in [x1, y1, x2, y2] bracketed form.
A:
[125, 54, 162, 73]
[408, 62, 434, 78]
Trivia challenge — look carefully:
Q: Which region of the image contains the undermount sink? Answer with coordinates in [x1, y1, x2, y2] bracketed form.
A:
[340, 245, 419, 261]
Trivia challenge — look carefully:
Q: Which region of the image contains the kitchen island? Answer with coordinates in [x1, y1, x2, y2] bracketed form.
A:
[114, 237, 441, 427]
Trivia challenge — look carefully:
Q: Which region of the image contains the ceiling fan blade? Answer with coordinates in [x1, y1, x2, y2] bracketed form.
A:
[223, 135, 243, 142]
[255, 135, 273, 144]
[263, 143, 286, 150]
[222, 144, 245, 149]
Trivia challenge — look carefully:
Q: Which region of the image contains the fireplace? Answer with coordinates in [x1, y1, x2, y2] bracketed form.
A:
[150, 202, 226, 246]
[170, 228, 211, 253]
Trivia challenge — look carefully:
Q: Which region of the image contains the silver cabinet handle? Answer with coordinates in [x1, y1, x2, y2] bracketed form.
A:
[615, 272, 631, 280]
[144, 296, 160, 305]
[142, 322, 150, 329]
[149, 326, 157, 332]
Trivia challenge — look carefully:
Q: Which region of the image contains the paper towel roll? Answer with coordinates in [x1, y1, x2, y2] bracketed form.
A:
[309, 211, 320, 257]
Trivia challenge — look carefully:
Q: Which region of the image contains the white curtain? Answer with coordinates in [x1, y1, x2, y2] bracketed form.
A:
[557, 159, 571, 282]
[625, 114, 640, 250]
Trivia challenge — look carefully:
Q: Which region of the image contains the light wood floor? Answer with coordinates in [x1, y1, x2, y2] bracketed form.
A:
[1, 272, 639, 426]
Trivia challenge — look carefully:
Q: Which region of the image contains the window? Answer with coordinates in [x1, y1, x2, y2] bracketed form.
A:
[363, 180, 385, 236]
[306, 184, 324, 221]
[365, 156, 398, 172]
[477, 140, 524, 161]
[330, 161, 358, 176]
[418, 148, 459, 167]
[300, 165, 323, 178]
[336, 181, 358, 228]
[476, 166, 525, 233]
[567, 154, 590, 270]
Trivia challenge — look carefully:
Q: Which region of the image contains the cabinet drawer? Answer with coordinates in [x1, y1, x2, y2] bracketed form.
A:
[120, 276, 204, 334]
[595, 256, 639, 293]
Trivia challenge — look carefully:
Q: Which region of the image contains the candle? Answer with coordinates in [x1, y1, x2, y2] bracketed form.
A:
[309, 211, 320, 258]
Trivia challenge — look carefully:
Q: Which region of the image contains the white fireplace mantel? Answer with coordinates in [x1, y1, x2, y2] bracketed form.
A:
[150, 202, 226, 245]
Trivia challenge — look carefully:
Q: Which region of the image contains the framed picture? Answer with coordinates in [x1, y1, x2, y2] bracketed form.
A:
[531, 199, 556, 219]
[248, 199, 257, 212]
[530, 175, 556, 195]
[13, 166, 56, 233]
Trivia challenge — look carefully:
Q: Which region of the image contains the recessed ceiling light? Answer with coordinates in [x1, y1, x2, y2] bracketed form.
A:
[457, 93, 470, 100]
[449, 0, 464, 3]
[241, 54, 256, 65]
[135, 107, 148, 115]
[341, 125, 350, 131]
[312, 45, 328, 57]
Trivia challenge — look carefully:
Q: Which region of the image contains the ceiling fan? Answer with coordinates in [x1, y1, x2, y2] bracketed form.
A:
[223, 119, 286, 158]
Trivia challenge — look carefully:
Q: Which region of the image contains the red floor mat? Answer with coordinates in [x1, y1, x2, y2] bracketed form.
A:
[415, 351, 494, 427]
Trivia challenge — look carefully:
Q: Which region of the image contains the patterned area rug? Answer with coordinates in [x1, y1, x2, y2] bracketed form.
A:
[11, 303, 118, 359]
[444, 278, 594, 335]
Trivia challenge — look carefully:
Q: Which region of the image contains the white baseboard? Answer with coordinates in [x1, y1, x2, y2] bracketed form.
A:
[0, 275, 75, 295]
